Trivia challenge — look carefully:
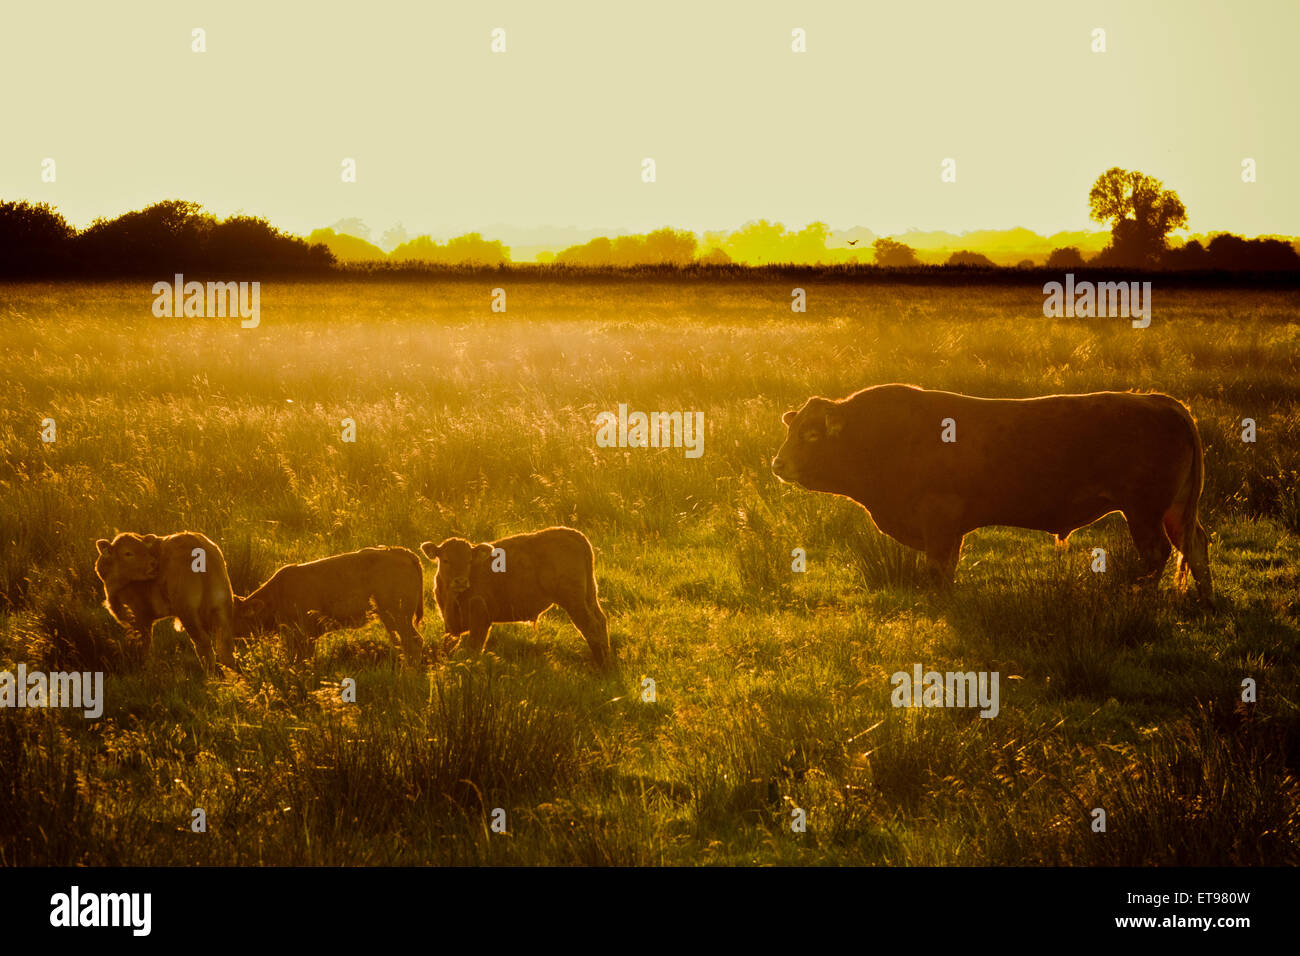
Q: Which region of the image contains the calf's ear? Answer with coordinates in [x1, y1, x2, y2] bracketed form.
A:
[420, 541, 440, 560]
[473, 543, 494, 558]
[96, 539, 111, 555]
[825, 408, 845, 437]
[782, 410, 797, 426]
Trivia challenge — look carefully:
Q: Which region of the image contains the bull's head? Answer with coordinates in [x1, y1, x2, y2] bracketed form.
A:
[94, 532, 162, 592]
[771, 396, 848, 490]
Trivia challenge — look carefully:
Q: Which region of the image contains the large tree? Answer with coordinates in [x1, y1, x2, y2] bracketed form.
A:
[1088, 167, 1187, 266]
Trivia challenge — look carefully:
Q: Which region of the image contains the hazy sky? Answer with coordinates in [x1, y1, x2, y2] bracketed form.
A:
[2, 0, 1295, 240]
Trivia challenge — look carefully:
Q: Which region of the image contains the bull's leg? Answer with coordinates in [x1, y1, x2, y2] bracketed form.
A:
[1125, 510, 1173, 586]
[921, 526, 964, 587]
[921, 498, 965, 588]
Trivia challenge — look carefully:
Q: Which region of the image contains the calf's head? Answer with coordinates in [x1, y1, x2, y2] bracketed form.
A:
[771, 397, 849, 491]
[94, 533, 162, 592]
[420, 538, 492, 594]
[231, 596, 270, 638]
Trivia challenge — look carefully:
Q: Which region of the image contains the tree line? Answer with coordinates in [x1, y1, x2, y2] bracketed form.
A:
[0, 200, 333, 277]
[4, 168, 1298, 276]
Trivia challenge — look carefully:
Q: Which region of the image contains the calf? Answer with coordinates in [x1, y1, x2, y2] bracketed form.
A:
[94, 531, 237, 671]
[232, 547, 426, 666]
[419, 527, 612, 667]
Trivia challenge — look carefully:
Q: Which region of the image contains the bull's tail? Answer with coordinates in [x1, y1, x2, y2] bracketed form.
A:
[1173, 400, 1214, 605]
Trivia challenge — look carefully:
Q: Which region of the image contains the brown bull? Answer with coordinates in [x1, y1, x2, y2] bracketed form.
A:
[771, 384, 1212, 604]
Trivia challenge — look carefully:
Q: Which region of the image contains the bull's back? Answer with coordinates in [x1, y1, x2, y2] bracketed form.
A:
[899, 389, 1196, 532]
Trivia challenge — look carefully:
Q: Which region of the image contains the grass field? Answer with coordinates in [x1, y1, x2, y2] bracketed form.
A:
[1, 277, 1298, 865]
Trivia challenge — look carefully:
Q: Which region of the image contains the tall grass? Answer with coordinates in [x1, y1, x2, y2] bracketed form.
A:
[0, 279, 1297, 864]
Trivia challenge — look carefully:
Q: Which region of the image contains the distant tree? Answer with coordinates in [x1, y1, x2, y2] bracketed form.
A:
[441, 233, 509, 266]
[556, 236, 614, 265]
[0, 200, 75, 275]
[1088, 167, 1187, 266]
[722, 220, 789, 264]
[379, 223, 409, 252]
[873, 237, 919, 267]
[329, 218, 371, 241]
[945, 250, 996, 267]
[697, 246, 732, 265]
[207, 216, 335, 273]
[641, 227, 697, 265]
[718, 220, 837, 265]
[554, 229, 692, 266]
[1015, 258, 1035, 269]
[1161, 239, 1209, 270]
[1045, 246, 1085, 269]
[787, 222, 833, 262]
[1203, 234, 1300, 270]
[389, 233, 508, 266]
[77, 199, 215, 274]
[2, 199, 332, 276]
[308, 228, 387, 262]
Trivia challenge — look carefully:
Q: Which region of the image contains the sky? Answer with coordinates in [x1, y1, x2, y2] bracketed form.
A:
[1, 0, 1296, 242]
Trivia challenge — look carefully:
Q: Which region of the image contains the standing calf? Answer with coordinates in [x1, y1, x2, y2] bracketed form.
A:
[94, 531, 237, 671]
[420, 527, 612, 667]
[232, 547, 426, 667]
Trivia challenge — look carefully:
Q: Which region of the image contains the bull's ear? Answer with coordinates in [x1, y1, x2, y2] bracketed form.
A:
[96, 539, 111, 555]
[420, 541, 440, 560]
[782, 410, 797, 426]
[825, 408, 845, 437]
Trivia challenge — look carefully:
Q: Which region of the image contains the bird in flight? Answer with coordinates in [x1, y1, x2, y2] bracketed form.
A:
[846, 239, 859, 246]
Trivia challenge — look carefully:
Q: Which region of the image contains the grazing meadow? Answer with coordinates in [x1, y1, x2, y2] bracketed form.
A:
[1, 275, 1298, 865]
